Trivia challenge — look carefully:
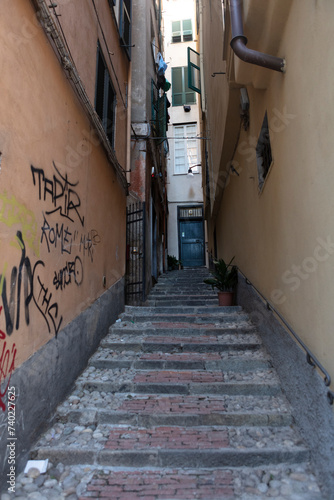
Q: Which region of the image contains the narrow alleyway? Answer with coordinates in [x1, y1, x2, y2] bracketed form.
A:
[6, 269, 324, 499]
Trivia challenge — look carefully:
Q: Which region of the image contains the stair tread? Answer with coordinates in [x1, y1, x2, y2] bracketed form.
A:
[24, 270, 324, 499]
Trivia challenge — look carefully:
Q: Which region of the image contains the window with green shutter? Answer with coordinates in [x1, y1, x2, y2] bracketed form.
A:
[188, 47, 201, 94]
[182, 19, 193, 41]
[171, 67, 196, 107]
[172, 21, 181, 43]
[171, 19, 192, 43]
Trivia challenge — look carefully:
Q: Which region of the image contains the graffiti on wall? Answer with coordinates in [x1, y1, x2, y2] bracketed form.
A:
[0, 161, 101, 410]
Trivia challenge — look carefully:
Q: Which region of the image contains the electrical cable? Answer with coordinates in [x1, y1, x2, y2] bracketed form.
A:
[33, 0, 128, 191]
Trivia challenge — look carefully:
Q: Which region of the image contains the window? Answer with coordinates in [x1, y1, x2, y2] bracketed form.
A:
[171, 67, 196, 106]
[95, 43, 116, 148]
[188, 47, 201, 94]
[256, 112, 273, 191]
[172, 19, 193, 43]
[120, 0, 132, 59]
[174, 124, 198, 174]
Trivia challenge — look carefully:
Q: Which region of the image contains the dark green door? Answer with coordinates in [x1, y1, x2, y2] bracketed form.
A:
[179, 220, 204, 267]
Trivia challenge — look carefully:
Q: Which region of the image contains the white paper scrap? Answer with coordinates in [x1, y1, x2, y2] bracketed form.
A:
[24, 459, 49, 474]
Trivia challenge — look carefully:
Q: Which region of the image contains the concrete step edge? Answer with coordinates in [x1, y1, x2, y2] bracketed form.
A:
[33, 447, 309, 468]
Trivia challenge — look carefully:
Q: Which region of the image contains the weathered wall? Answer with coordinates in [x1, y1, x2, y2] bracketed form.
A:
[204, 0, 334, 401]
[0, 0, 128, 481]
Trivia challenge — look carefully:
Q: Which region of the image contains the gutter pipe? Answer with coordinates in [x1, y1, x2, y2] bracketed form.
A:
[229, 0, 286, 73]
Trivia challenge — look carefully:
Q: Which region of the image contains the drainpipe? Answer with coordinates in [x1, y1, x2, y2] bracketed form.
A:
[199, 0, 206, 113]
[229, 0, 286, 73]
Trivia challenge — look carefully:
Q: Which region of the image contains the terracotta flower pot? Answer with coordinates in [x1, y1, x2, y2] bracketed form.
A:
[218, 291, 234, 306]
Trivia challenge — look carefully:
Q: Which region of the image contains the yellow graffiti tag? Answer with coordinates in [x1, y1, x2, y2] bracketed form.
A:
[0, 192, 39, 256]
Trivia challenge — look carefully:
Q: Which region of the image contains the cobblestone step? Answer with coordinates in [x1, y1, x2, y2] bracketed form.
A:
[145, 298, 219, 306]
[88, 355, 271, 372]
[32, 423, 309, 468]
[56, 393, 293, 427]
[120, 312, 249, 324]
[109, 324, 256, 336]
[100, 336, 262, 353]
[124, 305, 242, 314]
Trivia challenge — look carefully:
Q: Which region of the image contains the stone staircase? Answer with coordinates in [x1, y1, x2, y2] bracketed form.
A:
[15, 268, 323, 499]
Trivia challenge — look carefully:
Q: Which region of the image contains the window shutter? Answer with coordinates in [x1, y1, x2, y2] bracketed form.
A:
[172, 20, 181, 43]
[95, 48, 106, 121]
[182, 19, 193, 41]
[106, 81, 116, 146]
[95, 43, 116, 149]
[120, 0, 132, 59]
[187, 47, 201, 94]
[172, 67, 183, 106]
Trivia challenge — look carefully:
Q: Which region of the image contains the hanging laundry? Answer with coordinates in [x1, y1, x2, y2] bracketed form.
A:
[156, 52, 167, 75]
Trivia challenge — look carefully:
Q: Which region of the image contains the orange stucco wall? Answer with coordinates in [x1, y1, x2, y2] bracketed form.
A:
[0, 0, 128, 387]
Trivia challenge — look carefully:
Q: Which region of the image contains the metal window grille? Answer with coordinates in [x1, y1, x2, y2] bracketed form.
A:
[256, 112, 273, 191]
[179, 206, 203, 219]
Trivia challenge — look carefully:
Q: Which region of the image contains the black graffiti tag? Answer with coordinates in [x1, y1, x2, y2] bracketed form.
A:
[40, 214, 73, 255]
[31, 162, 84, 226]
[0, 231, 34, 335]
[0, 231, 63, 338]
[33, 261, 63, 337]
[53, 256, 83, 291]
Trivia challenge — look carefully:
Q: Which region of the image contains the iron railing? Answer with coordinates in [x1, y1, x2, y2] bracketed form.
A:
[125, 202, 146, 305]
[238, 268, 334, 405]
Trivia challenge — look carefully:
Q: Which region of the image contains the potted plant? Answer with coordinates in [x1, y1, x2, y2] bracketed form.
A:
[168, 255, 182, 271]
[204, 257, 238, 306]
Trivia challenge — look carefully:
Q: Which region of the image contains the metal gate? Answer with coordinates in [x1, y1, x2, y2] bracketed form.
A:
[125, 202, 146, 305]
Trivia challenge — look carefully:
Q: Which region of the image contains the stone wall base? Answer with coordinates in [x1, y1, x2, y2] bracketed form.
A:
[0, 278, 124, 488]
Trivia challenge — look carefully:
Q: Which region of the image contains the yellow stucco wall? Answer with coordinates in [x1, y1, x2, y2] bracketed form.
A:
[206, 0, 334, 389]
[0, 0, 127, 373]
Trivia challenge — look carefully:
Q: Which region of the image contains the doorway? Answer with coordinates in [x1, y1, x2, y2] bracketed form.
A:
[178, 205, 205, 267]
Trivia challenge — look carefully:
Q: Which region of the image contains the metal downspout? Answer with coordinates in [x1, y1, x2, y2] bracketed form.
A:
[229, 0, 286, 73]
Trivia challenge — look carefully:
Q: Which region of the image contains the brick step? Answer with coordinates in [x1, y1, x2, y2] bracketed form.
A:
[57, 392, 292, 424]
[75, 464, 322, 500]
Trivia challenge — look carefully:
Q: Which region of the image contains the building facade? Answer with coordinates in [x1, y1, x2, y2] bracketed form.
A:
[163, 0, 205, 268]
[199, 0, 334, 494]
[127, 0, 168, 302]
[0, 0, 131, 479]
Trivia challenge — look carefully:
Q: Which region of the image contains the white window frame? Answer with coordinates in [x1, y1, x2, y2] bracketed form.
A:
[174, 124, 198, 175]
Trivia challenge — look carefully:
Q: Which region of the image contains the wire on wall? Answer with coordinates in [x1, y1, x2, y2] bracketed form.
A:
[33, 0, 128, 192]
